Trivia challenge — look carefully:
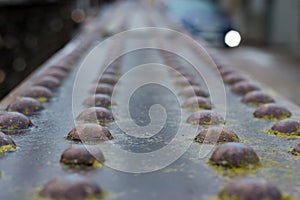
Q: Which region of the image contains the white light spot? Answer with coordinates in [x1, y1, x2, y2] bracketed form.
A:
[225, 30, 241, 47]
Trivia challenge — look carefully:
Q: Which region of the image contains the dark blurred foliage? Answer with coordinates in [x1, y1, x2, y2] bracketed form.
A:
[0, 0, 115, 100]
[0, 2, 74, 99]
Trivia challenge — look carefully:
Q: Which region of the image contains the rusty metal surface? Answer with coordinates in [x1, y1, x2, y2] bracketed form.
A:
[1, 2, 300, 200]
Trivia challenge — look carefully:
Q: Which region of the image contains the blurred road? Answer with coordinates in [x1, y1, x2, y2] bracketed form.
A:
[218, 46, 300, 105]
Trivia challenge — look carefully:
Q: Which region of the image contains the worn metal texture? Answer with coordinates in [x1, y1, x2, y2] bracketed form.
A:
[1, 2, 300, 200]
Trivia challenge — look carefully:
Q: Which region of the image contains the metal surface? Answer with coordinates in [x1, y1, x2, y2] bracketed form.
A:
[1, 2, 300, 200]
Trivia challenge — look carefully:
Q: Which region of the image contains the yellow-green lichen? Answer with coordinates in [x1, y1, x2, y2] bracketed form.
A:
[267, 128, 300, 138]
[185, 105, 212, 111]
[24, 109, 30, 115]
[44, 196, 101, 200]
[290, 148, 300, 156]
[35, 193, 103, 200]
[61, 159, 103, 168]
[36, 97, 47, 102]
[7, 124, 20, 130]
[194, 135, 240, 144]
[257, 114, 291, 121]
[191, 121, 213, 125]
[209, 193, 300, 200]
[208, 160, 261, 177]
[0, 144, 17, 153]
[96, 119, 113, 126]
[217, 136, 240, 144]
[282, 194, 300, 200]
[30, 187, 106, 200]
[246, 101, 273, 107]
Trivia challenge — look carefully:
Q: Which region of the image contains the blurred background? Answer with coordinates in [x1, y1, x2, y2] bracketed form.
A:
[161, 0, 300, 104]
[0, 0, 299, 104]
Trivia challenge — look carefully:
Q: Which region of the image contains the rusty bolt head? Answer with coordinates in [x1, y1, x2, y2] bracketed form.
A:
[253, 103, 292, 120]
[162, 52, 174, 58]
[195, 127, 239, 144]
[90, 84, 114, 95]
[34, 76, 61, 90]
[271, 119, 300, 136]
[218, 66, 236, 77]
[108, 62, 121, 70]
[0, 132, 17, 152]
[174, 71, 192, 78]
[161, 51, 172, 57]
[43, 68, 67, 80]
[0, 112, 32, 130]
[242, 91, 275, 106]
[182, 96, 212, 110]
[59, 58, 74, 66]
[97, 74, 118, 85]
[60, 145, 104, 166]
[231, 81, 260, 95]
[164, 58, 178, 65]
[39, 175, 103, 200]
[178, 86, 209, 98]
[66, 123, 113, 142]
[215, 62, 228, 69]
[103, 67, 119, 75]
[170, 65, 185, 71]
[223, 73, 245, 85]
[219, 178, 282, 200]
[62, 54, 77, 65]
[83, 94, 111, 108]
[7, 97, 44, 115]
[175, 76, 199, 86]
[209, 142, 260, 168]
[171, 68, 191, 77]
[50, 65, 71, 73]
[21, 86, 53, 102]
[186, 110, 225, 125]
[76, 107, 114, 125]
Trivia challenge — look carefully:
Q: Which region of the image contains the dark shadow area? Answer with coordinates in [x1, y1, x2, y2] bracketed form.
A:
[0, 2, 75, 99]
[0, 0, 115, 100]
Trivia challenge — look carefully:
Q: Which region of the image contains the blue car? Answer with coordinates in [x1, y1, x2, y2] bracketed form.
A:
[164, 0, 241, 47]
